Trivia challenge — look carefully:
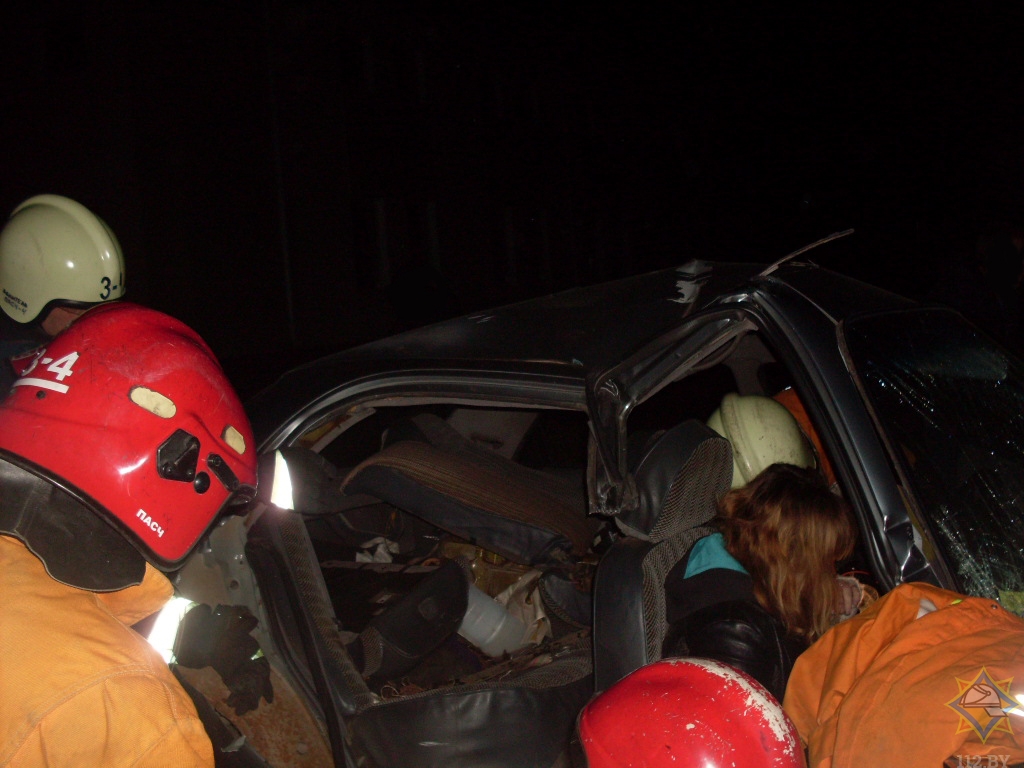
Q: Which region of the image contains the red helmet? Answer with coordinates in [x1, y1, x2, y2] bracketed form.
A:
[579, 658, 806, 768]
[0, 302, 256, 590]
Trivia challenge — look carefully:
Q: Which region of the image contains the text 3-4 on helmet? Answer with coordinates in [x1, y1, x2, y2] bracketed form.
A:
[578, 658, 807, 768]
[0, 194, 126, 325]
[0, 303, 257, 591]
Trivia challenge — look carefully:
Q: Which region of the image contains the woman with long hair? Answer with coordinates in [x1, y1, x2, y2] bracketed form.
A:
[662, 462, 858, 701]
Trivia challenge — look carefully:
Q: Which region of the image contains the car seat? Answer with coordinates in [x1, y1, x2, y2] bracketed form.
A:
[342, 412, 596, 568]
[246, 412, 596, 767]
[591, 420, 733, 692]
[344, 412, 597, 630]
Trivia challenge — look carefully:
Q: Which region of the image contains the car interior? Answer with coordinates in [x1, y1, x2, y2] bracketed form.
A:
[173, 327, 884, 768]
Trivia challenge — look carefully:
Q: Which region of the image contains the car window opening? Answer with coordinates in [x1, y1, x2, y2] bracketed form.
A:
[273, 326, 895, 709]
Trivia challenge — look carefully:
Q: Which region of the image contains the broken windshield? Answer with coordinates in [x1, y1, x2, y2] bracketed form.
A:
[845, 308, 1024, 615]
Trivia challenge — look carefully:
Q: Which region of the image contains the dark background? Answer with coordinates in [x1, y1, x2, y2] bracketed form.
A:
[3, 2, 1024, 396]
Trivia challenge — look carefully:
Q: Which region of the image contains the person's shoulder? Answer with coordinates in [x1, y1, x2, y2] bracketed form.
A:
[687, 598, 806, 656]
[104, 671, 214, 767]
[2, 660, 211, 768]
[666, 567, 754, 619]
[684, 533, 747, 578]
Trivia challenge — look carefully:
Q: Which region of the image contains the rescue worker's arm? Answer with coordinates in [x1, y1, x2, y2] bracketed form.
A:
[7, 673, 214, 767]
[132, 718, 215, 768]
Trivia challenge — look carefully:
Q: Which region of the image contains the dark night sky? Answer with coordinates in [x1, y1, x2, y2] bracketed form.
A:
[2, 2, 1024, 395]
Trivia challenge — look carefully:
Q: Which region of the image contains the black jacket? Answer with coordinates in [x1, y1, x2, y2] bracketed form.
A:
[663, 561, 806, 703]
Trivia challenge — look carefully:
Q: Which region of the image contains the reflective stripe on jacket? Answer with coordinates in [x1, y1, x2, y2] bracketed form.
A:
[783, 582, 1024, 768]
[0, 535, 214, 767]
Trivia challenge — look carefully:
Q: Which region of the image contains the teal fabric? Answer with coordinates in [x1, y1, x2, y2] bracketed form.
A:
[683, 533, 747, 578]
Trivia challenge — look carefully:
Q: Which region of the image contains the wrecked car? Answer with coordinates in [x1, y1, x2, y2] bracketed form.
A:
[165, 231, 1024, 767]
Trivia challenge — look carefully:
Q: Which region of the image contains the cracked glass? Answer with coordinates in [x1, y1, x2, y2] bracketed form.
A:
[846, 308, 1024, 614]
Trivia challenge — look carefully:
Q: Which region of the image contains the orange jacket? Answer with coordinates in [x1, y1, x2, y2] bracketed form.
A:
[0, 535, 214, 767]
[783, 582, 1024, 768]
[773, 387, 836, 486]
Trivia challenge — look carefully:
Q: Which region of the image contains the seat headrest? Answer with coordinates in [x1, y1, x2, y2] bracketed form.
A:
[618, 421, 732, 541]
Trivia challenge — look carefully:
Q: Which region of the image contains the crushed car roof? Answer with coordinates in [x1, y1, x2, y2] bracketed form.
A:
[256, 261, 761, 383]
[247, 253, 917, 443]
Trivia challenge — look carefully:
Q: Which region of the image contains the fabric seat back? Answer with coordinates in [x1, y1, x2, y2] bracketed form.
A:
[592, 421, 732, 691]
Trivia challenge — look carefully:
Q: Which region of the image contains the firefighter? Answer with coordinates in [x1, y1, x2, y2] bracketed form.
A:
[0, 302, 257, 766]
[0, 194, 126, 391]
[578, 657, 807, 767]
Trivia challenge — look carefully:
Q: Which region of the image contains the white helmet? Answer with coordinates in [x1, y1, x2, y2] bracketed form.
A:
[0, 195, 125, 324]
[707, 393, 816, 488]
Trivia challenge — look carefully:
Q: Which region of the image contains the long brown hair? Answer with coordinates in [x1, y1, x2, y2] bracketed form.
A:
[717, 463, 856, 642]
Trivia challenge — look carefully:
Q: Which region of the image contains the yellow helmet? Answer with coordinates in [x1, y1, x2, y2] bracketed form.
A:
[707, 393, 816, 488]
[0, 195, 125, 324]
